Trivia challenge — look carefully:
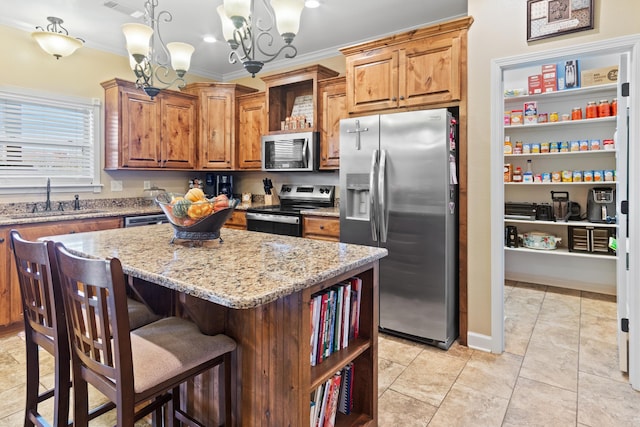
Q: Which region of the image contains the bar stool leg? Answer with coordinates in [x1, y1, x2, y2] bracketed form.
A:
[24, 339, 39, 427]
[53, 354, 71, 427]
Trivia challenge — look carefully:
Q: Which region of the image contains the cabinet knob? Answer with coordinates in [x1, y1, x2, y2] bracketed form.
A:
[0, 237, 4, 243]
[391, 97, 397, 102]
[320, 225, 324, 230]
[399, 96, 405, 100]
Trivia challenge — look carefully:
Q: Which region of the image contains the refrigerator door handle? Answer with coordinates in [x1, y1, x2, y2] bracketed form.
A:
[369, 149, 379, 241]
[379, 149, 389, 243]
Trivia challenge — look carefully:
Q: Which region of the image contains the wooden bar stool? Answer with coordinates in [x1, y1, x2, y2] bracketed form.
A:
[9, 230, 163, 427]
[54, 241, 237, 427]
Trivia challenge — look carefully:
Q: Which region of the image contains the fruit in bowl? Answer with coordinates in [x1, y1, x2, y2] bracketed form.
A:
[156, 191, 238, 241]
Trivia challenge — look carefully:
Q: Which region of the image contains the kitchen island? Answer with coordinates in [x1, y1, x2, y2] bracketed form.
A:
[44, 224, 387, 426]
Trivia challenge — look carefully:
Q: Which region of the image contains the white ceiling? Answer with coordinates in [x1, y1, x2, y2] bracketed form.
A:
[1, 0, 467, 81]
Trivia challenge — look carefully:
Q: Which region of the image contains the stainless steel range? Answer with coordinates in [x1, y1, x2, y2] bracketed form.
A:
[246, 184, 335, 237]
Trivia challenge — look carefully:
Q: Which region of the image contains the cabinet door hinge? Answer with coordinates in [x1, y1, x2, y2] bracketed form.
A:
[622, 318, 629, 333]
[622, 82, 630, 97]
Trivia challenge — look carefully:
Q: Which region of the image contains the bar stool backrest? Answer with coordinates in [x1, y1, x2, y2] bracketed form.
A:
[10, 230, 67, 354]
[54, 242, 135, 403]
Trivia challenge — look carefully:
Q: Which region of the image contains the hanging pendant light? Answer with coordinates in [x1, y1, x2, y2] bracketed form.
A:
[32, 17, 84, 59]
[218, 0, 304, 77]
[122, 0, 195, 98]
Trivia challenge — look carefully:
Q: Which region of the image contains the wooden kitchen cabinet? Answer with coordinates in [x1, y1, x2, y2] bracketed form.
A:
[340, 16, 472, 114]
[318, 76, 346, 170]
[303, 215, 340, 242]
[0, 217, 122, 326]
[102, 78, 198, 170]
[236, 92, 267, 170]
[223, 210, 247, 230]
[183, 82, 256, 170]
[261, 65, 339, 134]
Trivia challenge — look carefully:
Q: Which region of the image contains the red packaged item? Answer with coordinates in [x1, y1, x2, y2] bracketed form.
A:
[528, 74, 543, 95]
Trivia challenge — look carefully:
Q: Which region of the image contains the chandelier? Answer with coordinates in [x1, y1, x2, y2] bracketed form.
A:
[122, 0, 195, 99]
[218, 0, 305, 77]
[32, 17, 84, 60]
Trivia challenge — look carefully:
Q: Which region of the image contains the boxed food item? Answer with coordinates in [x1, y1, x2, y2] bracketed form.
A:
[523, 101, 538, 125]
[581, 65, 618, 87]
[542, 64, 557, 93]
[557, 59, 580, 90]
[510, 109, 523, 125]
[528, 74, 543, 95]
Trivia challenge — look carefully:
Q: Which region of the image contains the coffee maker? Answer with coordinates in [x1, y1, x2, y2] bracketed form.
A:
[204, 173, 233, 198]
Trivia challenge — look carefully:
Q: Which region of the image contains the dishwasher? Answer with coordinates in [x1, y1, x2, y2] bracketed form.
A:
[124, 213, 169, 227]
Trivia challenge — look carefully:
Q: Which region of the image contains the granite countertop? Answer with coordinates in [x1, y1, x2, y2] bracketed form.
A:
[0, 200, 339, 226]
[300, 207, 339, 217]
[44, 225, 386, 309]
[0, 205, 163, 226]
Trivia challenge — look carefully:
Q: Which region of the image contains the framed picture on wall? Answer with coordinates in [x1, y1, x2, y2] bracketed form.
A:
[527, 0, 594, 42]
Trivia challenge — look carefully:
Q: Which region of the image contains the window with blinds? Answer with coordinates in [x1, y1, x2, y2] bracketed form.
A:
[0, 88, 101, 191]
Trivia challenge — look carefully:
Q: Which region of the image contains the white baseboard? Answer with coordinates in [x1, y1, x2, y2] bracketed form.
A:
[466, 332, 493, 353]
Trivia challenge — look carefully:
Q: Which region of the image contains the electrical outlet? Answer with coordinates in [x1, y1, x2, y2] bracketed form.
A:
[111, 180, 123, 192]
[143, 181, 151, 190]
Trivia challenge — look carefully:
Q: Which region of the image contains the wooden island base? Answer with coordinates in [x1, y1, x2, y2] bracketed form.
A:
[134, 262, 379, 427]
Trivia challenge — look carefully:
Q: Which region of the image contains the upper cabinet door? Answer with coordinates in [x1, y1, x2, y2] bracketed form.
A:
[121, 89, 161, 168]
[399, 34, 461, 108]
[160, 92, 197, 169]
[201, 91, 234, 169]
[346, 49, 399, 114]
[237, 93, 266, 170]
[318, 76, 346, 170]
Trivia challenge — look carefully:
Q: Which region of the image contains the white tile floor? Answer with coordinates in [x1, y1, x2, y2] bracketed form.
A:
[1, 281, 639, 426]
[377, 282, 640, 426]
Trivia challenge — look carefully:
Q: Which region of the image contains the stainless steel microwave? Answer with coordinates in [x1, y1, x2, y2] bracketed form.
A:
[261, 131, 318, 172]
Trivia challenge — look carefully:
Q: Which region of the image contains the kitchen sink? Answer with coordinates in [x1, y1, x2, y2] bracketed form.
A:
[8, 209, 105, 220]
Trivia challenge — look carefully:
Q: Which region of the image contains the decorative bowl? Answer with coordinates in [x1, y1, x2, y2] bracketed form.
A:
[520, 231, 562, 250]
[156, 192, 238, 241]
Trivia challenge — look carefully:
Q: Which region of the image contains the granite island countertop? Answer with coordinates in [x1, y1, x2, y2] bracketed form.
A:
[43, 224, 386, 309]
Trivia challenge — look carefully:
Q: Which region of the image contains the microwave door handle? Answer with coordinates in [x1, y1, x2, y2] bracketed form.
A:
[302, 138, 309, 166]
[379, 149, 388, 243]
[369, 149, 379, 241]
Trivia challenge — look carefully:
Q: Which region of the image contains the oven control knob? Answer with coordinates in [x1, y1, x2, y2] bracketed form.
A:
[319, 188, 324, 194]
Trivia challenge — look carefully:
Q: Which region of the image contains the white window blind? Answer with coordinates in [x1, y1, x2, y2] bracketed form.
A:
[0, 88, 101, 192]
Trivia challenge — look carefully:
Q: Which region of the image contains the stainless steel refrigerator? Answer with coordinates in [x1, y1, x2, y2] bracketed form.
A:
[339, 109, 458, 349]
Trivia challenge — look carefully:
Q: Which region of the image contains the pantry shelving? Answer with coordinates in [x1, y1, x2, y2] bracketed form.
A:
[500, 52, 623, 294]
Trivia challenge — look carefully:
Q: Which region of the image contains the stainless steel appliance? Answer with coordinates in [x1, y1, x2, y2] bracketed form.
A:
[124, 213, 169, 227]
[339, 109, 458, 349]
[246, 184, 335, 237]
[261, 131, 319, 172]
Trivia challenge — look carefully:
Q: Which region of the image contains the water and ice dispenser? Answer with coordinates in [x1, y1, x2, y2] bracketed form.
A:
[345, 174, 370, 220]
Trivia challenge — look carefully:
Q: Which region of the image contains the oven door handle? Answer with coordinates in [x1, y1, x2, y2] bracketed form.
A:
[246, 212, 300, 225]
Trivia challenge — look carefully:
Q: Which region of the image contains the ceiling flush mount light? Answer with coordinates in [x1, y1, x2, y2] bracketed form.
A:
[218, 0, 304, 77]
[31, 17, 84, 59]
[122, 0, 194, 99]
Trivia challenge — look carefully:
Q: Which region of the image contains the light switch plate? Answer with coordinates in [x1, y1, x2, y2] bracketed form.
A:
[111, 180, 123, 192]
[143, 181, 151, 190]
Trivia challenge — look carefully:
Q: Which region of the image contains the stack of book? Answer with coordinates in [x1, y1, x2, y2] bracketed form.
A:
[310, 363, 354, 427]
[309, 277, 362, 366]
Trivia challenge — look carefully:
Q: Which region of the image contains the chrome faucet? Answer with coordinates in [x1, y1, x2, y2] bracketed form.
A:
[44, 178, 52, 211]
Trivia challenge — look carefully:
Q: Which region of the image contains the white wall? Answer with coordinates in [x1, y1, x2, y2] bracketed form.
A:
[466, 0, 640, 338]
